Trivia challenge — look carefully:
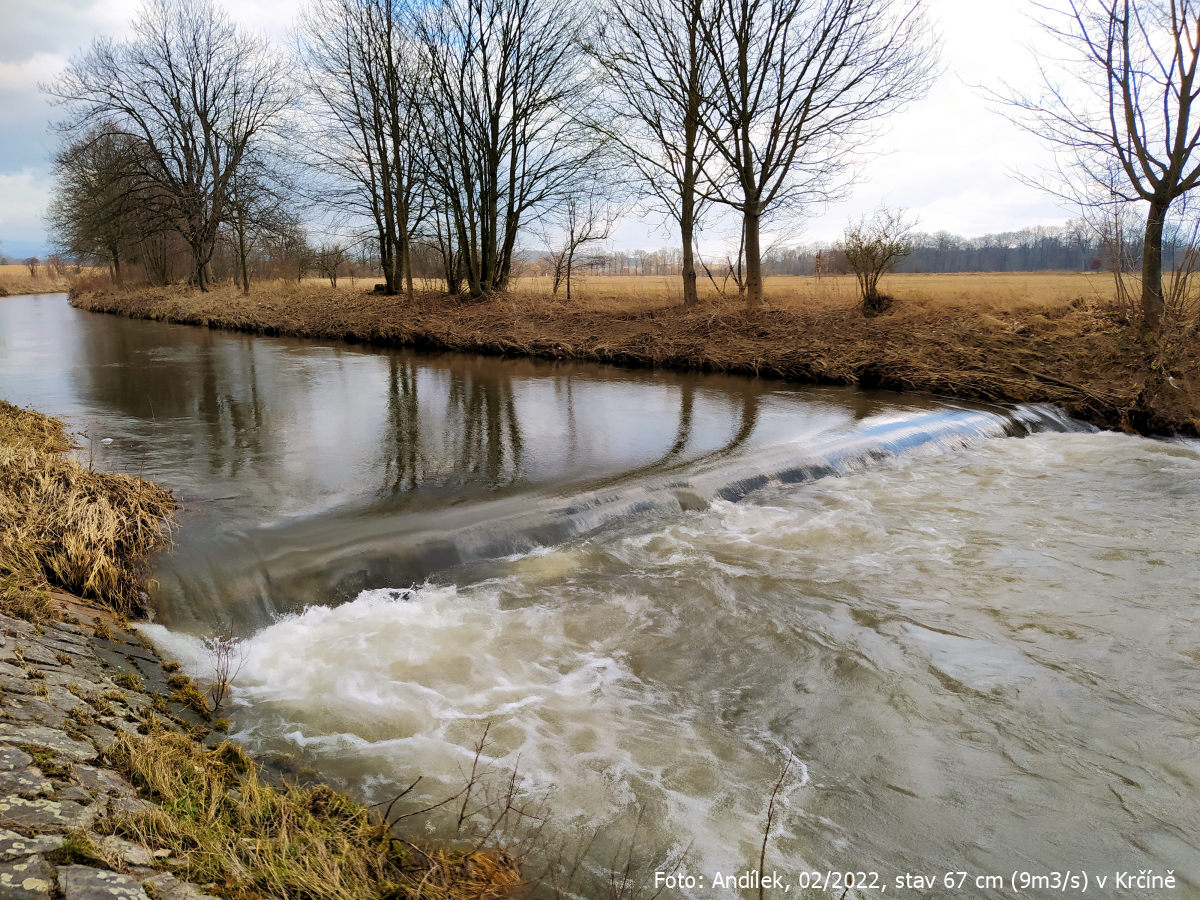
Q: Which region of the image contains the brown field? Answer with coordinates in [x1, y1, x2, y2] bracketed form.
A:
[0, 262, 80, 296]
[69, 270, 1200, 436]
[502, 271, 1117, 313]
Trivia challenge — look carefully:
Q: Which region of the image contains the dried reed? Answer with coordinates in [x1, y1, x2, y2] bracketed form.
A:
[0, 400, 175, 619]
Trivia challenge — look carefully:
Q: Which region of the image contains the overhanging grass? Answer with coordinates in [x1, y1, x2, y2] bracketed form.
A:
[0, 400, 176, 619]
[102, 730, 522, 900]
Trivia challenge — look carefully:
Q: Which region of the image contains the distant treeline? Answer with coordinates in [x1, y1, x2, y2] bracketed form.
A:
[34, 219, 1185, 284]
[566, 222, 1167, 277]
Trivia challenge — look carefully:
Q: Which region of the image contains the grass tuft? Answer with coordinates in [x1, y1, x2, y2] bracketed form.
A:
[0, 401, 175, 620]
[171, 682, 211, 720]
[49, 830, 114, 868]
[113, 672, 144, 691]
[20, 743, 73, 778]
[103, 730, 523, 900]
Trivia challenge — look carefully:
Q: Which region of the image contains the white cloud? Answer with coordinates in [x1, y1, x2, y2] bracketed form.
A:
[606, 0, 1077, 249]
[1, 0, 1088, 255]
[0, 169, 52, 244]
[802, 0, 1069, 241]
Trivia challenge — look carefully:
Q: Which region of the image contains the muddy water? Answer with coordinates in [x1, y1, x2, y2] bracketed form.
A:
[2, 294, 1198, 897]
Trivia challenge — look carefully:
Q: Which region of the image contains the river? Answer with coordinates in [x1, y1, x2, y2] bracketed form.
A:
[2, 293, 1197, 897]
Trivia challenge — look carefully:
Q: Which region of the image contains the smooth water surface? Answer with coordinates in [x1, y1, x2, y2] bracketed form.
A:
[3, 294, 1197, 897]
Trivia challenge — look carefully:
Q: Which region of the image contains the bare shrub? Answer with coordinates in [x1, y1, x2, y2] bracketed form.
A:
[205, 627, 247, 713]
[840, 209, 915, 315]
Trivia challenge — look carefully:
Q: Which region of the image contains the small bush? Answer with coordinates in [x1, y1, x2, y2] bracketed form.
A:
[840, 208, 915, 316]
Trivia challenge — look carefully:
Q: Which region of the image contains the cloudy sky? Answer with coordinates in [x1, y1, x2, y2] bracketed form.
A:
[0, 0, 1072, 258]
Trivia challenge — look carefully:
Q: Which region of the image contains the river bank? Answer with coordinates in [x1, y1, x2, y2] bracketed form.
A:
[70, 282, 1200, 436]
[0, 402, 521, 900]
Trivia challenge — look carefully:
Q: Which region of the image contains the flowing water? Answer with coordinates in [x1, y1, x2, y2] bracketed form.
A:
[2, 294, 1197, 897]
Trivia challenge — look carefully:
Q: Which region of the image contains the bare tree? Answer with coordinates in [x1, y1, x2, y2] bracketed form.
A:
[47, 129, 129, 282]
[428, 204, 465, 294]
[1005, 0, 1200, 332]
[315, 243, 349, 287]
[698, 0, 937, 308]
[298, 0, 424, 298]
[840, 207, 915, 314]
[413, 0, 600, 298]
[1162, 193, 1200, 321]
[262, 215, 314, 283]
[593, 0, 716, 306]
[543, 183, 621, 300]
[205, 627, 246, 714]
[224, 153, 294, 294]
[46, 0, 292, 291]
[24, 258, 39, 278]
[47, 125, 181, 285]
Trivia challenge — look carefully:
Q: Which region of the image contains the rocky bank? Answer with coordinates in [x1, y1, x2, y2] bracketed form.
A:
[0, 596, 219, 900]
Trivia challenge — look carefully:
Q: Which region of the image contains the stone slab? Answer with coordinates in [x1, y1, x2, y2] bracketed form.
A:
[0, 725, 95, 762]
[0, 798, 96, 831]
[0, 769, 51, 799]
[0, 749, 32, 773]
[0, 834, 63, 862]
[58, 865, 150, 900]
[142, 873, 219, 900]
[71, 765, 137, 799]
[0, 855, 54, 899]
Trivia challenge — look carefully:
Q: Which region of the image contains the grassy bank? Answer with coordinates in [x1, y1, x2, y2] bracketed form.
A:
[71, 277, 1200, 435]
[104, 729, 521, 899]
[0, 401, 176, 620]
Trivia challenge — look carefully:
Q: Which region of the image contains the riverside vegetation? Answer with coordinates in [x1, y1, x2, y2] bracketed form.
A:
[70, 273, 1200, 436]
[0, 402, 523, 899]
[0, 265, 78, 298]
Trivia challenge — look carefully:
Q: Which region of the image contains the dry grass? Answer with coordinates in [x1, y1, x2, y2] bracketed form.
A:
[0, 400, 176, 620]
[505, 271, 1116, 314]
[0, 263, 77, 297]
[70, 273, 1200, 435]
[103, 729, 522, 900]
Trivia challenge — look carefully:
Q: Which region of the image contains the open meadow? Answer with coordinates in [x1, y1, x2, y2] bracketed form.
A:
[0, 262, 80, 296]
[501, 271, 1118, 313]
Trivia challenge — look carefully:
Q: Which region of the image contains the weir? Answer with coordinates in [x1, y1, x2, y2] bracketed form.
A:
[152, 402, 1089, 624]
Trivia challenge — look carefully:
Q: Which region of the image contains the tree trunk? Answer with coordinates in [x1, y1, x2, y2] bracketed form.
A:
[743, 206, 763, 308]
[400, 228, 414, 299]
[195, 254, 208, 292]
[680, 191, 698, 307]
[1141, 197, 1168, 331]
[566, 245, 576, 301]
[238, 227, 250, 295]
[379, 226, 398, 296]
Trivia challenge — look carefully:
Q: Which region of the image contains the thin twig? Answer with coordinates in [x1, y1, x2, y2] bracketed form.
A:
[759, 752, 793, 900]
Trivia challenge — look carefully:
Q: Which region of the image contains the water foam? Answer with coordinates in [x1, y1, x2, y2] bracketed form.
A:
[145, 582, 792, 879]
[136, 424, 1200, 896]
